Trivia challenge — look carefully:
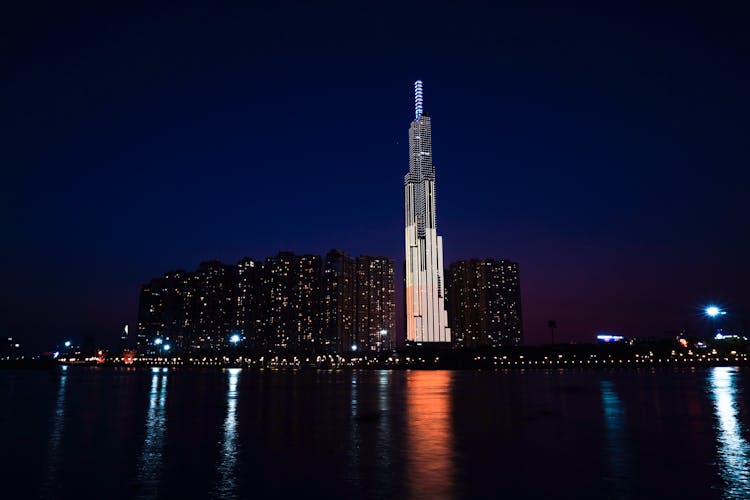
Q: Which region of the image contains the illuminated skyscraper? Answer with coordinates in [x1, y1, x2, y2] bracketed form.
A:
[404, 80, 450, 343]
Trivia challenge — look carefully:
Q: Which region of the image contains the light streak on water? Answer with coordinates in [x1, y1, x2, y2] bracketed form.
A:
[709, 367, 750, 499]
[601, 380, 631, 498]
[136, 369, 168, 499]
[214, 368, 241, 499]
[41, 365, 68, 498]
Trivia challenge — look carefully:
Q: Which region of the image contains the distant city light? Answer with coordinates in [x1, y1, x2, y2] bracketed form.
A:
[163, 344, 171, 351]
[53, 351, 60, 358]
[351, 345, 358, 352]
[64, 341, 71, 347]
[230, 334, 241, 344]
[597, 334, 625, 343]
[154, 338, 163, 345]
[715, 333, 746, 341]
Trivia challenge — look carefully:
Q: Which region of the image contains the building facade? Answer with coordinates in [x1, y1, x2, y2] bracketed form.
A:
[136, 270, 193, 355]
[264, 252, 322, 351]
[235, 257, 265, 349]
[446, 259, 523, 347]
[323, 249, 356, 353]
[193, 261, 236, 353]
[404, 80, 450, 343]
[355, 255, 396, 352]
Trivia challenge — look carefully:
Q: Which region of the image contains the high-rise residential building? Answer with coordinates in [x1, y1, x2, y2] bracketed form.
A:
[235, 257, 265, 349]
[355, 255, 396, 352]
[446, 259, 523, 347]
[404, 80, 450, 343]
[323, 249, 356, 353]
[136, 270, 193, 354]
[136, 281, 160, 354]
[193, 261, 236, 352]
[137, 249, 395, 356]
[264, 252, 322, 351]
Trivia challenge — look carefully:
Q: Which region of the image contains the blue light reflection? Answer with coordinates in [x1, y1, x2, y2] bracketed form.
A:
[601, 380, 631, 497]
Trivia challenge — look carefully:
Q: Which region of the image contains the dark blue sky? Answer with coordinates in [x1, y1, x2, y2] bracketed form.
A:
[3, 1, 749, 351]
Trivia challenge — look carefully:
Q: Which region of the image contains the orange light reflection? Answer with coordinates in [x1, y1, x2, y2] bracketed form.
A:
[406, 370, 454, 499]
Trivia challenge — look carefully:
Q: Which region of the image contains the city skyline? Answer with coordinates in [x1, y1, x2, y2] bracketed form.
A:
[3, 2, 748, 352]
[135, 250, 398, 355]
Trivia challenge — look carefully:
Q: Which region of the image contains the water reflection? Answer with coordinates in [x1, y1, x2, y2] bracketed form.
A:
[600, 380, 631, 498]
[348, 372, 362, 487]
[709, 367, 750, 499]
[376, 370, 392, 489]
[214, 368, 241, 499]
[406, 371, 454, 499]
[41, 365, 68, 498]
[136, 368, 168, 498]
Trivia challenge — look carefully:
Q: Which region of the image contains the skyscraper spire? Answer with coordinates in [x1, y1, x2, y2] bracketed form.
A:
[414, 80, 423, 120]
[404, 80, 450, 344]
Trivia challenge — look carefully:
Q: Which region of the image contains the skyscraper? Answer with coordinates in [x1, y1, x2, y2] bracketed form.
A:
[235, 257, 265, 349]
[404, 80, 450, 343]
[355, 255, 396, 351]
[323, 249, 356, 353]
[264, 252, 322, 351]
[446, 259, 523, 347]
[193, 261, 236, 352]
[136, 270, 193, 355]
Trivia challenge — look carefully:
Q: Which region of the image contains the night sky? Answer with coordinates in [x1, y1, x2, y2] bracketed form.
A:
[3, 1, 749, 352]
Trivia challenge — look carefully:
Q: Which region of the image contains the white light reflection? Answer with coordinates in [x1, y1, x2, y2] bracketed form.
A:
[709, 367, 750, 499]
[214, 368, 241, 499]
[600, 380, 631, 497]
[376, 370, 392, 485]
[136, 370, 168, 498]
[347, 372, 362, 488]
[41, 366, 68, 497]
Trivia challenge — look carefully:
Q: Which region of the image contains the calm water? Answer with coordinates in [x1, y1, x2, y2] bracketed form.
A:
[1, 366, 749, 499]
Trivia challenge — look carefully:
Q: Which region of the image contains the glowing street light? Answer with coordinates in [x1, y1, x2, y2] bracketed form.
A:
[230, 334, 241, 344]
[154, 338, 163, 345]
[64, 341, 72, 348]
[163, 344, 171, 352]
[351, 344, 358, 352]
[705, 306, 722, 318]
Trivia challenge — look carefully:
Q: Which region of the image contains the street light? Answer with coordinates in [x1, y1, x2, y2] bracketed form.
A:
[163, 344, 171, 352]
[230, 334, 241, 344]
[64, 341, 71, 348]
[705, 306, 722, 318]
[379, 329, 389, 350]
[154, 338, 163, 345]
[705, 305, 727, 338]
